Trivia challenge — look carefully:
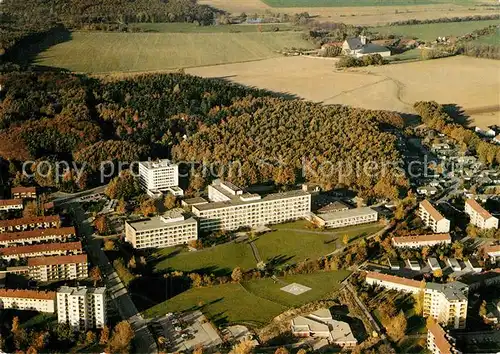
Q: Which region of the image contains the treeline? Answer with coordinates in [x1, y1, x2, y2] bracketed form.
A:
[388, 14, 500, 26]
[172, 96, 408, 200]
[414, 101, 500, 166]
[336, 54, 387, 68]
[458, 42, 500, 60]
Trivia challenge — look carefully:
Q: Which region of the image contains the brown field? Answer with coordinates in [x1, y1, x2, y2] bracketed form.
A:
[187, 55, 500, 128]
[200, 0, 498, 26]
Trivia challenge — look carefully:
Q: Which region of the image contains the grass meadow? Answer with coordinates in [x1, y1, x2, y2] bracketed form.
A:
[473, 29, 500, 45]
[143, 270, 350, 326]
[261, 0, 479, 7]
[370, 19, 500, 41]
[34, 31, 313, 73]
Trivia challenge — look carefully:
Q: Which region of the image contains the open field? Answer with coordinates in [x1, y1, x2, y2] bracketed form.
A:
[262, 0, 479, 7]
[187, 55, 500, 127]
[199, 0, 498, 26]
[143, 271, 350, 326]
[34, 31, 313, 73]
[370, 19, 500, 41]
[130, 22, 298, 33]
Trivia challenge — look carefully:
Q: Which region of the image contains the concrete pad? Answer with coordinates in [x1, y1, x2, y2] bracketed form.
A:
[280, 283, 311, 295]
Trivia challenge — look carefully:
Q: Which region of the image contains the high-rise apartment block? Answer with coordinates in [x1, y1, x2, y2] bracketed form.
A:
[57, 286, 107, 330]
[138, 159, 183, 198]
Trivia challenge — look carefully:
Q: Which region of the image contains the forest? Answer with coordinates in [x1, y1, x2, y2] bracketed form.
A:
[0, 68, 408, 198]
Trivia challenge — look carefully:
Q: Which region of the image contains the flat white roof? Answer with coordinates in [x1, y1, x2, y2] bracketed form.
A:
[314, 207, 377, 222]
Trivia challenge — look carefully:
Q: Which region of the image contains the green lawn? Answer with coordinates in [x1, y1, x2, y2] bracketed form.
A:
[131, 22, 297, 33]
[153, 241, 256, 275]
[370, 19, 500, 41]
[143, 270, 350, 326]
[34, 31, 313, 73]
[255, 222, 383, 265]
[390, 48, 422, 61]
[473, 29, 500, 45]
[261, 0, 478, 7]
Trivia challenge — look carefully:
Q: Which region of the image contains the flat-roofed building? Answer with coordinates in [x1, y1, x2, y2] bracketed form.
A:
[392, 233, 451, 248]
[309, 207, 378, 229]
[0, 215, 61, 233]
[317, 201, 350, 214]
[291, 308, 357, 348]
[28, 254, 88, 282]
[11, 186, 37, 199]
[0, 199, 23, 211]
[419, 200, 450, 233]
[138, 159, 181, 198]
[192, 181, 311, 232]
[0, 227, 75, 247]
[181, 197, 209, 209]
[428, 257, 441, 271]
[57, 286, 107, 330]
[407, 259, 421, 271]
[424, 282, 468, 329]
[427, 320, 462, 354]
[465, 257, 482, 273]
[447, 258, 462, 272]
[465, 199, 498, 229]
[365, 271, 423, 294]
[0, 289, 55, 313]
[125, 208, 197, 249]
[0, 241, 82, 261]
[484, 244, 500, 263]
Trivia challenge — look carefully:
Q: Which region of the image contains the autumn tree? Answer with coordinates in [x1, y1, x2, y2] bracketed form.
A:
[386, 311, 407, 341]
[433, 269, 443, 279]
[104, 239, 115, 251]
[90, 266, 102, 287]
[140, 198, 157, 217]
[94, 215, 112, 235]
[99, 326, 110, 345]
[230, 339, 255, 354]
[342, 234, 349, 245]
[107, 321, 134, 354]
[163, 194, 177, 210]
[274, 347, 289, 354]
[479, 300, 487, 317]
[86, 331, 97, 344]
[116, 199, 127, 214]
[231, 267, 243, 283]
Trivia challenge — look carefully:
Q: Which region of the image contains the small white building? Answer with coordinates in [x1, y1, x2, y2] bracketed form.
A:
[57, 286, 107, 331]
[428, 257, 441, 271]
[28, 254, 89, 282]
[417, 186, 438, 196]
[407, 259, 421, 271]
[447, 258, 462, 272]
[365, 271, 422, 294]
[0, 289, 56, 313]
[342, 36, 391, 58]
[309, 207, 378, 229]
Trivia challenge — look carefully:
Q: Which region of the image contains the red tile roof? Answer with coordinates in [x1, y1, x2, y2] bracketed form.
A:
[0, 199, 23, 207]
[0, 227, 75, 242]
[0, 215, 61, 229]
[466, 199, 493, 220]
[11, 186, 36, 194]
[484, 244, 500, 254]
[427, 321, 452, 354]
[28, 254, 87, 267]
[366, 271, 423, 289]
[393, 233, 451, 245]
[0, 241, 82, 256]
[0, 288, 56, 300]
[420, 200, 444, 221]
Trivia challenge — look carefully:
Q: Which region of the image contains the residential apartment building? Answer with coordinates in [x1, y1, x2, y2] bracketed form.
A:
[0, 289, 56, 313]
[424, 282, 468, 329]
[11, 186, 37, 199]
[465, 199, 498, 229]
[0, 241, 82, 261]
[0, 227, 76, 247]
[0, 199, 23, 211]
[483, 244, 500, 263]
[138, 159, 181, 198]
[392, 233, 452, 248]
[57, 286, 107, 330]
[365, 271, 423, 294]
[28, 254, 88, 282]
[419, 200, 450, 233]
[192, 181, 311, 232]
[125, 209, 198, 249]
[0, 215, 61, 233]
[309, 207, 378, 229]
[427, 320, 462, 354]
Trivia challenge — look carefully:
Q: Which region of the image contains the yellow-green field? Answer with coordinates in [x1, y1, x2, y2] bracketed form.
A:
[34, 31, 314, 73]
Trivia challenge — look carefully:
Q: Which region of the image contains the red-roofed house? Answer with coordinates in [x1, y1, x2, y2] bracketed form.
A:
[419, 200, 450, 233]
[427, 320, 461, 354]
[392, 233, 451, 248]
[0, 289, 56, 313]
[0, 199, 23, 211]
[465, 199, 498, 230]
[28, 254, 88, 282]
[365, 271, 423, 293]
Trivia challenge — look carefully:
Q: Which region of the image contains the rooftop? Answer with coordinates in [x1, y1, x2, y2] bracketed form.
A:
[427, 321, 454, 354]
[0, 241, 82, 256]
[11, 186, 36, 194]
[393, 233, 451, 244]
[0, 227, 75, 242]
[366, 271, 423, 289]
[0, 199, 23, 207]
[0, 289, 55, 300]
[28, 254, 88, 267]
[193, 189, 310, 212]
[420, 200, 445, 222]
[0, 215, 61, 229]
[484, 244, 500, 254]
[466, 199, 494, 220]
[139, 159, 177, 169]
[182, 197, 208, 206]
[58, 286, 106, 296]
[314, 207, 377, 222]
[317, 201, 350, 213]
[126, 211, 196, 232]
[425, 281, 468, 301]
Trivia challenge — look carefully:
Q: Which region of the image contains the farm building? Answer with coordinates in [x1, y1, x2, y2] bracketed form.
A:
[342, 36, 391, 58]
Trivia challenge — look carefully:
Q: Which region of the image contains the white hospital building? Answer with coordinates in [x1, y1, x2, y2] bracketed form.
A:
[138, 159, 183, 198]
[191, 180, 311, 232]
[419, 200, 450, 233]
[125, 208, 198, 249]
[57, 286, 107, 330]
[465, 199, 498, 229]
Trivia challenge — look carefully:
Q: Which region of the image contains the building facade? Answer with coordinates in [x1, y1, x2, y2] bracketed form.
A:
[138, 159, 180, 197]
[309, 207, 378, 229]
[392, 233, 452, 248]
[0, 241, 82, 261]
[365, 271, 423, 294]
[125, 209, 198, 249]
[192, 181, 311, 232]
[0, 199, 23, 211]
[57, 286, 107, 330]
[424, 282, 468, 329]
[28, 254, 88, 282]
[11, 186, 37, 199]
[465, 199, 498, 229]
[419, 200, 450, 233]
[0, 227, 76, 247]
[0, 289, 56, 313]
[427, 321, 461, 354]
[0, 215, 61, 233]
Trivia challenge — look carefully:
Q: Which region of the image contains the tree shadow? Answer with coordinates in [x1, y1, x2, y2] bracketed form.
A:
[266, 254, 295, 268]
[211, 76, 302, 101]
[5, 25, 72, 67]
[443, 103, 472, 126]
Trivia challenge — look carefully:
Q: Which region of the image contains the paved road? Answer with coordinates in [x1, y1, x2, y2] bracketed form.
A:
[71, 203, 157, 354]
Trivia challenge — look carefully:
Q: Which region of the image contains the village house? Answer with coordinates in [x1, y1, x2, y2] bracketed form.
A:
[0, 215, 61, 233]
[11, 186, 37, 199]
[0, 227, 75, 247]
[342, 36, 391, 58]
